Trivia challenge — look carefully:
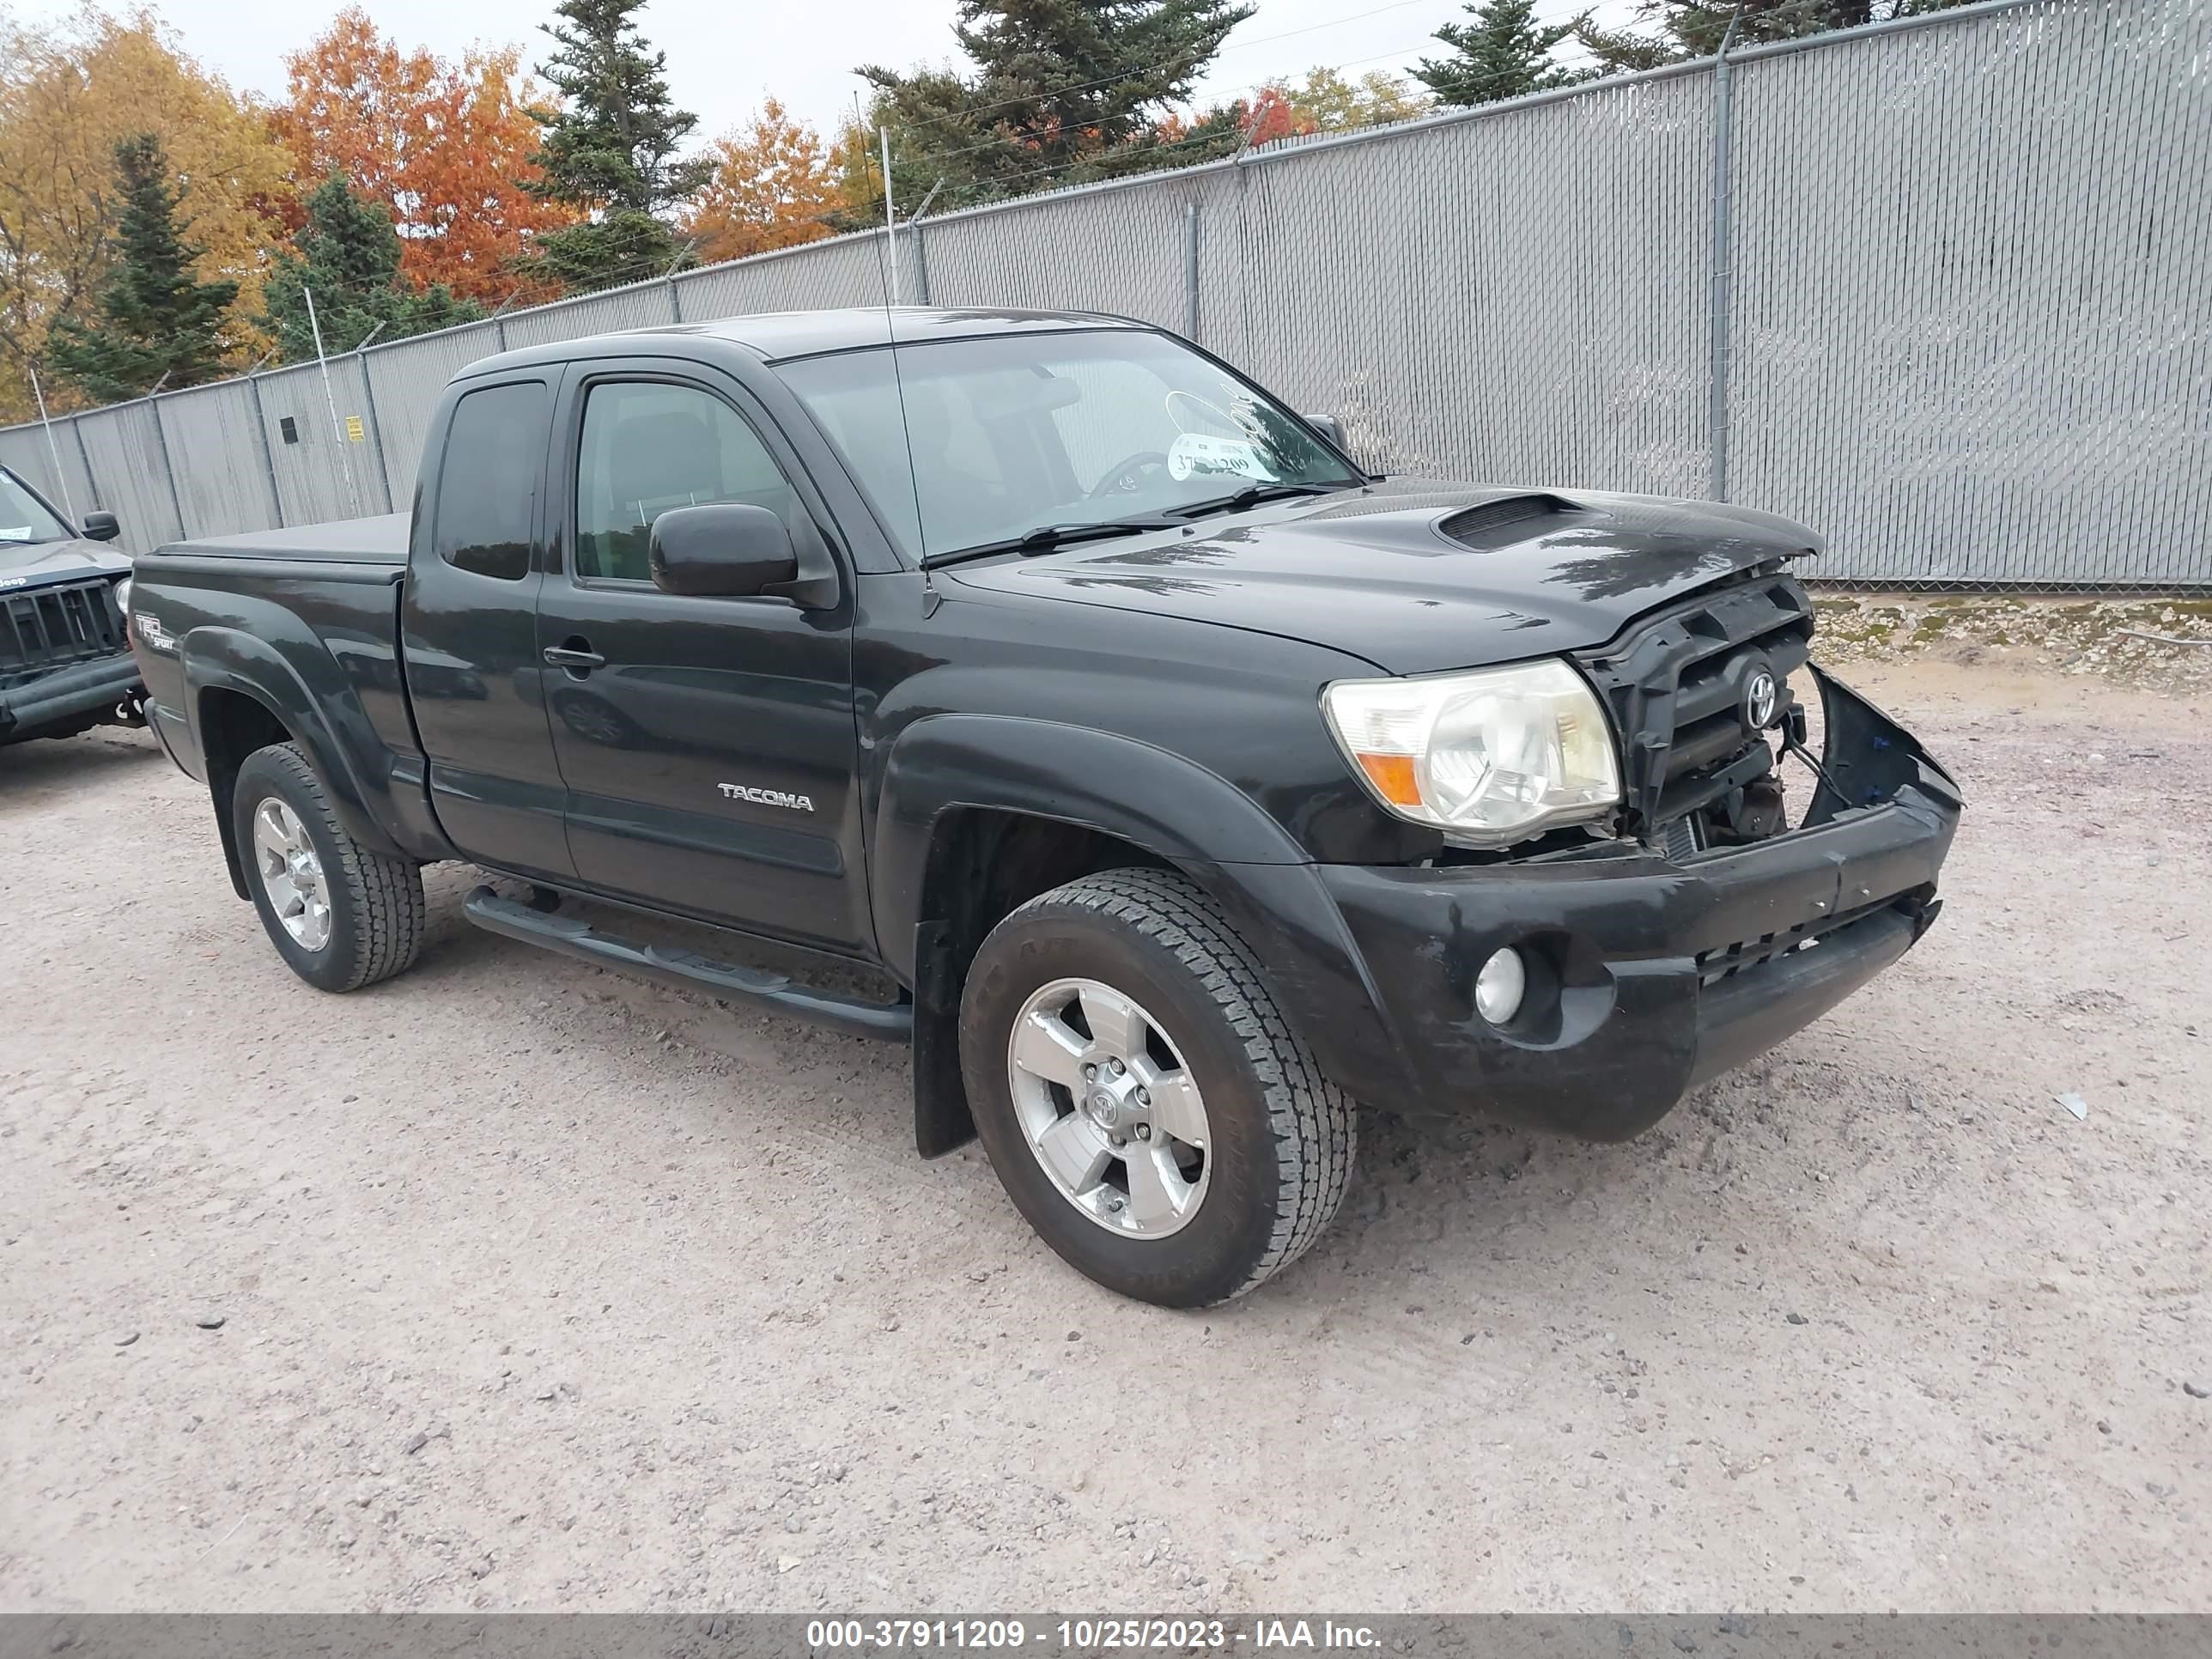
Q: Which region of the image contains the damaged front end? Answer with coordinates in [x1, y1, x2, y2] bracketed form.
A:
[1302, 578, 1961, 1141]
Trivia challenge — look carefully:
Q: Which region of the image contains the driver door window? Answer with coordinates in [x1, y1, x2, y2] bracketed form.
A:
[574, 380, 796, 582]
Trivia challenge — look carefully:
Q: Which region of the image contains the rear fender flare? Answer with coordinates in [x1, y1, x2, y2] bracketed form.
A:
[183, 628, 405, 890]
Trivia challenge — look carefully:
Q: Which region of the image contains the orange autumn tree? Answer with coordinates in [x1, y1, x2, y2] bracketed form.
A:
[0, 5, 291, 422]
[682, 100, 849, 264]
[271, 9, 573, 303]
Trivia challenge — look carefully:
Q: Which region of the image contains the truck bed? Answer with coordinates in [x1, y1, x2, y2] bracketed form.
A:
[156, 513, 409, 568]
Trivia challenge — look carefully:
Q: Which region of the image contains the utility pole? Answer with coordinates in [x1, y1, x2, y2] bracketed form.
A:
[26, 363, 76, 520]
[302, 284, 361, 517]
[879, 125, 899, 306]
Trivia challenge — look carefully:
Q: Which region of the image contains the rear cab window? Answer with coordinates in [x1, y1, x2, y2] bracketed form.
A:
[434, 381, 553, 580]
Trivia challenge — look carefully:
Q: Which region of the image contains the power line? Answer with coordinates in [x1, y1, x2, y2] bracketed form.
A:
[879, 17, 1600, 184]
[860, 3, 1598, 173]
[870, 0, 1442, 144]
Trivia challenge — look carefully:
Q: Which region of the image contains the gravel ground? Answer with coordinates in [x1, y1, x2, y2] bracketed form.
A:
[2, 656, 2207, 1614]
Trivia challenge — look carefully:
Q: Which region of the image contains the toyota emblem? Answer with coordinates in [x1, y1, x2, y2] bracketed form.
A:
[1742, 666, 1779, 732]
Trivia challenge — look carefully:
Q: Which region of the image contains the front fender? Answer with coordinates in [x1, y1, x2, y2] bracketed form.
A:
[872, 714, 1417, 1107]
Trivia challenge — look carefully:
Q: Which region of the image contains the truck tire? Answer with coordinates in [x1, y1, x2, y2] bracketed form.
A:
[959, 866, 1354, 1307]
[232, 741, 426, 994]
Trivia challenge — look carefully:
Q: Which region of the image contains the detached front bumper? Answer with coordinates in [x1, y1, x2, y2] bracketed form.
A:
[0, 653, 144, 744]
[1307, 669, 1960, 1141]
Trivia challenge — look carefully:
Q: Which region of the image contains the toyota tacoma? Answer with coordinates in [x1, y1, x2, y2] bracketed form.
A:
[126, 307, 1960, 1307]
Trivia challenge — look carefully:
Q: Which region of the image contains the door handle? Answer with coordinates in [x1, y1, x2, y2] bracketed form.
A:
[544, 641, 606, 673]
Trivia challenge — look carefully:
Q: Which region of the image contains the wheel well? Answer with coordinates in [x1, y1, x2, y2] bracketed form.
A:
[198, 688, 293, 899]
[907, 809, 1173, 1159]
[920, 808, 1172, 963]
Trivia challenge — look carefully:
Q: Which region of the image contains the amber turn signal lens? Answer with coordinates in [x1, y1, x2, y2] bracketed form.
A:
[1353, 751, 1421, 806]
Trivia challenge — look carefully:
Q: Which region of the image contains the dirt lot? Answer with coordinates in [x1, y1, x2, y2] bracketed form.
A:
[3, 656, 2207, 1614]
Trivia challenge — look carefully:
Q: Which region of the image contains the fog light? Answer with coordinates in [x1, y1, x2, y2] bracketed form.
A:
[1475, 946, 1527, 1025]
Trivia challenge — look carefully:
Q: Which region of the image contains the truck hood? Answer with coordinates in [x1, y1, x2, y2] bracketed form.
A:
[941, 480, 1821, 674]
[0, 537, 131, 587]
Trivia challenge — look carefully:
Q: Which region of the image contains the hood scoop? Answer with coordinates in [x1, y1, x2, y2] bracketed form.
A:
[1437, 492, 1588, 550]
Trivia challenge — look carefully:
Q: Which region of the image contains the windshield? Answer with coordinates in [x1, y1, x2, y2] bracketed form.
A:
[0, 469, 72, 545]
[775, 329, 1362, 562]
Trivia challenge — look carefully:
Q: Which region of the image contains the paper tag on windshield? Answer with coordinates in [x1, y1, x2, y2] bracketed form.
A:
[1167, 432, 1278, 483]
[0, 526, 33, 542]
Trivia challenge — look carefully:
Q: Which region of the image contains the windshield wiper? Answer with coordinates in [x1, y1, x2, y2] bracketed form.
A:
[1169, 481, 1349, 521]
[925, 519, 1174, 567]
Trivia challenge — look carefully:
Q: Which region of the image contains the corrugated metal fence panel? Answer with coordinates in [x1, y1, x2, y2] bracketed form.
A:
[255, 363, 377, 527]
[366, 322, 504, 508]
[51, 421, 100, 524]
[672, 233, 891, 320]
[918, 180, 1191, 326]
[1235, 73, 1717, 492]
[0, 424, 73, 515]
[160, 380, 279, 537]
[74, 403, 179, 554]
[497, 278, 680, 349]
[3, 0, 2206, 584]
[343, 356, 398, 515]
[1729, 0, 2212, 584]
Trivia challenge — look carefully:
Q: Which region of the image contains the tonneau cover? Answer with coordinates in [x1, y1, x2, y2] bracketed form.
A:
[156, 513, 408, 565]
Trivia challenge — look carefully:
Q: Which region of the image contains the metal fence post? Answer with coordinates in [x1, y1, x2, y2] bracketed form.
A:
[70, 416, 100, 512]
[148, 393, 188, 540]
[913, 220, 931, 306]
[666, 274, 684, 323]
[356, 355, 397, 514]
[246, 371, 285, 528]
[1706, 15, 1744, 503]
[1184, 199, 1200, 340]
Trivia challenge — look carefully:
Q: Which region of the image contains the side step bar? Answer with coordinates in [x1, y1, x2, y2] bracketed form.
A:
[463, 886, 913, 1043]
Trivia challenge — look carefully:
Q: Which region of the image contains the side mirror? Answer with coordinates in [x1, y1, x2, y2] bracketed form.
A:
[80, 510, 121, 543]
[1304, 413, 1349, 453]
[648, 503, 798, 599]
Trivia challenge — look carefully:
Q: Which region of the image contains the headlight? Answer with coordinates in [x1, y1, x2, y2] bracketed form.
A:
[114, 576, 132, 616]
[1322, 658, 1622, 845]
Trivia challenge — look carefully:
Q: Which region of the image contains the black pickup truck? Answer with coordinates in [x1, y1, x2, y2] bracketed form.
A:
[2, 464, 139, 747]
[130, 307, 1960, 1307]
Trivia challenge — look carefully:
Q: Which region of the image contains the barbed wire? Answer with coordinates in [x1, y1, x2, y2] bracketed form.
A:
[862, 0, 1443, 145]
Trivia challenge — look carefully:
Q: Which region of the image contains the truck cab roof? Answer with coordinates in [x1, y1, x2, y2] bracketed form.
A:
[462, 305, 1147, 379]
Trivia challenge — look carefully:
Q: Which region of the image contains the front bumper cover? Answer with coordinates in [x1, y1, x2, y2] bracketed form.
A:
[1308, 667, 1960, 1141]
[0, 653, 145, 744]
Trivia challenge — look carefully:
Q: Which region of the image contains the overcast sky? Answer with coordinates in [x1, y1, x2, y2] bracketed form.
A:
[15, 0, 1608, 147]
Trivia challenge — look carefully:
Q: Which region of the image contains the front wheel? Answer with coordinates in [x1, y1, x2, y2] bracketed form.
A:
[960, 868, 1354, 1307]
[233, 741, 426, 993]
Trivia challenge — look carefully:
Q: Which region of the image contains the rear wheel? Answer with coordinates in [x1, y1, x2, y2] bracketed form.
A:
[960, 867, 1354, 1307]
[233, 741, 426, 993]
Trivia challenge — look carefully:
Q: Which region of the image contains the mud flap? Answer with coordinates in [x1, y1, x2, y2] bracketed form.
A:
[911, 920, 976, 1158]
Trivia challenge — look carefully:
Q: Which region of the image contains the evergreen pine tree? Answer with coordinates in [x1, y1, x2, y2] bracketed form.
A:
[860, 0, 1256, 202]
[1577, 1, 1979, 76]
[1413, 0, 1587, 109]
[522, 0, 714, 289]
[259, 177, 484, 364]
[46, 134, 240, 404]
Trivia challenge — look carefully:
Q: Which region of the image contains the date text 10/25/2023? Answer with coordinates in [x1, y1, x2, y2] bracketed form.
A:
[803, 1619, 1382, 1650]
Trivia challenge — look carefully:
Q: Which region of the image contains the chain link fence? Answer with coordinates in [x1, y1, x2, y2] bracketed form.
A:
[3, 0, 2206, 588]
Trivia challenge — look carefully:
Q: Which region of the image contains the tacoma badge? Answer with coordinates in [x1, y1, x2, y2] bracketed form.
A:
[719, 782, 814, 812]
